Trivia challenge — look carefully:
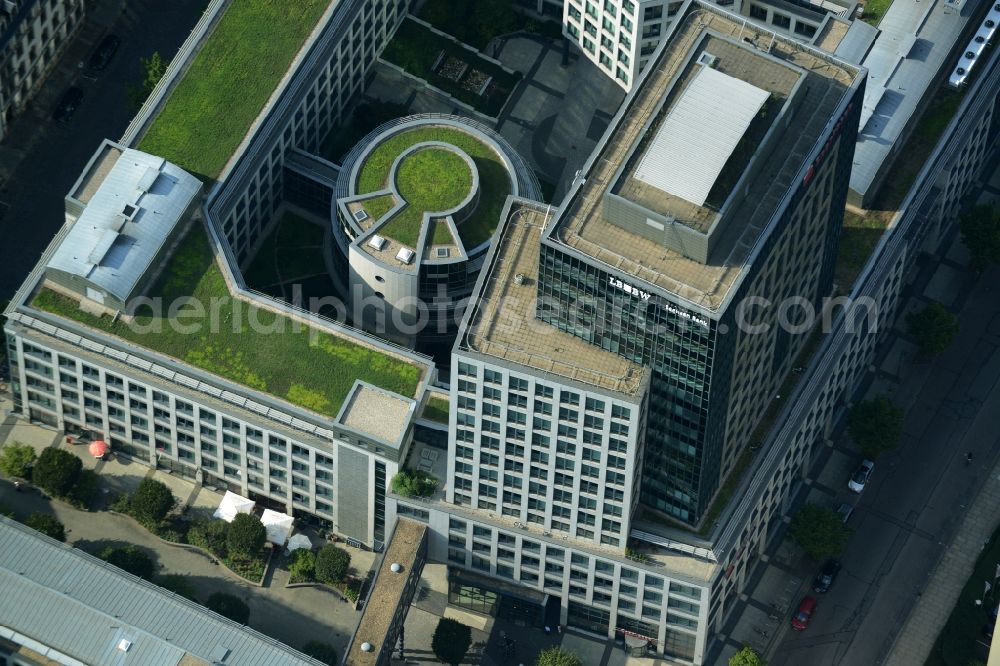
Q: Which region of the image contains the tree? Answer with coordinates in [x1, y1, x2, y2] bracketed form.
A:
[959, 205, 1000, 271]
[390, 469, 438, 498]
[432, 618, 472, 666]
[206, 592, 250, 624]
[301, 641, 338, 665]
[128, 51, 166, 110]
[847, 395, 904, 458]
[32, 448, 81, 497]
[130, 478, 175, 523]
[0, 443, 35, 479]
[789, 503, 852, 561]
[287, 548, 316, 581]
[99, 545, 155, 580]
[906, 302, 958, 356]
[315, 544, 351, 584]
[67, 469, 101, 511]
[729, 645, 767, 666]
[188, 518, 229, 557]
[226, 513, 266, 559]
[24, 512, 65, 542]
[535, 647, 584, 666]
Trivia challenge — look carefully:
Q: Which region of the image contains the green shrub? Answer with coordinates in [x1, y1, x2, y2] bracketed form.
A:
[432, 617, 472, 666]
[342, 579, 361, 603]
[24, 512, 65, 542]
[390, 469, 438, 498]
[315, 544, 351, 585]
[31, 448, 80, 497]
[99, 545, 155, 580]
[0, 443, 36, 479]
[130, 478, 175, 523]
[188, 518, 229, 557]
[206, 592, 250, 624]
[288, 549, 316, 582]
[227, 513, 266, 559]
[66, 469, 101, 510]
[535, 647, 584, 666]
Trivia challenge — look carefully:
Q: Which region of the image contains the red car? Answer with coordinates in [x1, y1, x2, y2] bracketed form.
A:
[791, 596, 817, 631]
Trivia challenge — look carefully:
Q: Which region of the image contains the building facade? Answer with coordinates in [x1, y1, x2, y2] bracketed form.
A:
[0, 0, 85, 139]
[562, 0, 862, 91]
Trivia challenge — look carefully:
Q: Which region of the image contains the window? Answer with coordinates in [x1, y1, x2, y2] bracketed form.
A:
[771, 12, 790, 28]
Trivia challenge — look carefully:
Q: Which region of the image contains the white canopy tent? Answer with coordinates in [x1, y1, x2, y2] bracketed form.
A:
[261, 509, 295, 546]
[213, 491, 255, 523]
[286, 533, 313, 552]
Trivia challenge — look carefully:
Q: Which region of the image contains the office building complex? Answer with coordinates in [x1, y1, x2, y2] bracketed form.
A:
[562, 0, 865, 91]
[385, 3, 864, 661]
[332, 115, 540, 349]
[0, 0, 85, 139]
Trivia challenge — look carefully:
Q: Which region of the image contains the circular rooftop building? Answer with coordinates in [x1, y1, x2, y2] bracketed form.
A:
[333, 115, 539, 352]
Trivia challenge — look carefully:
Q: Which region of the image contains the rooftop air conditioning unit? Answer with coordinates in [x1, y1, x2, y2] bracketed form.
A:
[368, 235, 387, 250]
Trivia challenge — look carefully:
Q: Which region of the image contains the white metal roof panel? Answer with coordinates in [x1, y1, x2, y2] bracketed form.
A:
[45, 147, 201, 303]
[0, 517, 325, 666]
[634, 66, 770, 207]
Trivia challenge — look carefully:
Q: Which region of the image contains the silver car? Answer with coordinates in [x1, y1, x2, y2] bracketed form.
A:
[848, 459, 875, 493]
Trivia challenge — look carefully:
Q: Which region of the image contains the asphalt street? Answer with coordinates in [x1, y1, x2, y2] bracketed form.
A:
[768, 244, 1000, 665]
[0, 0, 206, 302]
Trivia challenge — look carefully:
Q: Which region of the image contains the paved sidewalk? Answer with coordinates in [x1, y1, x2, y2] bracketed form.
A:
[883, 461, 1000, 665]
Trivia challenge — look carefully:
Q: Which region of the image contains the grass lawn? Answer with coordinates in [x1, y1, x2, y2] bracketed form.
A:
[925, 524, 1000, 666]
[429, 218, 454, 245]
[357, 194, 396, 224]
[33, 225, 422, 416]
[835, 211, 889, 291]
[861, 0, 894, 26]
[243, 211, 327, 288]
[382, 19, 521, 117]
[138, 0, 329, 180]
[357, 126, 511, 248]
[422, 395, 450, 423]
[377, 148, 472, 247]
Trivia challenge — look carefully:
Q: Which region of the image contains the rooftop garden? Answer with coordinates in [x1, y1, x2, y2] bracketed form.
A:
[421, 395, 450, 424]
[860, 0, 894, 27]
[32, 225, 422, 417]
[381, 18, 521, 117]
[429, 218, 455, 245]
[377, 147, 474, 247]
[138, 0, 329, 180]
[357, 126, 511, 248]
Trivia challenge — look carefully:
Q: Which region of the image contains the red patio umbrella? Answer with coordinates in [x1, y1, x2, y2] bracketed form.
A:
[89, 440, 109, 458]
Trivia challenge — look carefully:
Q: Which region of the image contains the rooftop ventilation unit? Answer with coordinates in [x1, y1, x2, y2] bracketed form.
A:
[117, 640, 133, 653]
[396, 247, 415, 264]
[514, 273, 525, 284]
[353, 208, 369, 223]
[368, 235, 387, 251]
[121, 203, 138, 220]
[698, 52, 718, 68]
[136, 166, 159, 193]
[436, 247, 449, 258]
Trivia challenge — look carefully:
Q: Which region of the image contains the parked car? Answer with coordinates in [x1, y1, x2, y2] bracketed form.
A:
[813, 559, 841, 593]
[835, 502, 854, 523]
[848, 459, 875, 493]
[791, 596, 818, 631]
[89, 34, 121, 70]
[52, 87, 83, 123]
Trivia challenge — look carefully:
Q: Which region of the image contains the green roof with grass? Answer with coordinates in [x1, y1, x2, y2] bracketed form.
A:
[356, 126, 512, 249]
[32, 226, 423, 418]
[375, 147, 473, 247]
[138, 0, 330, 180]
